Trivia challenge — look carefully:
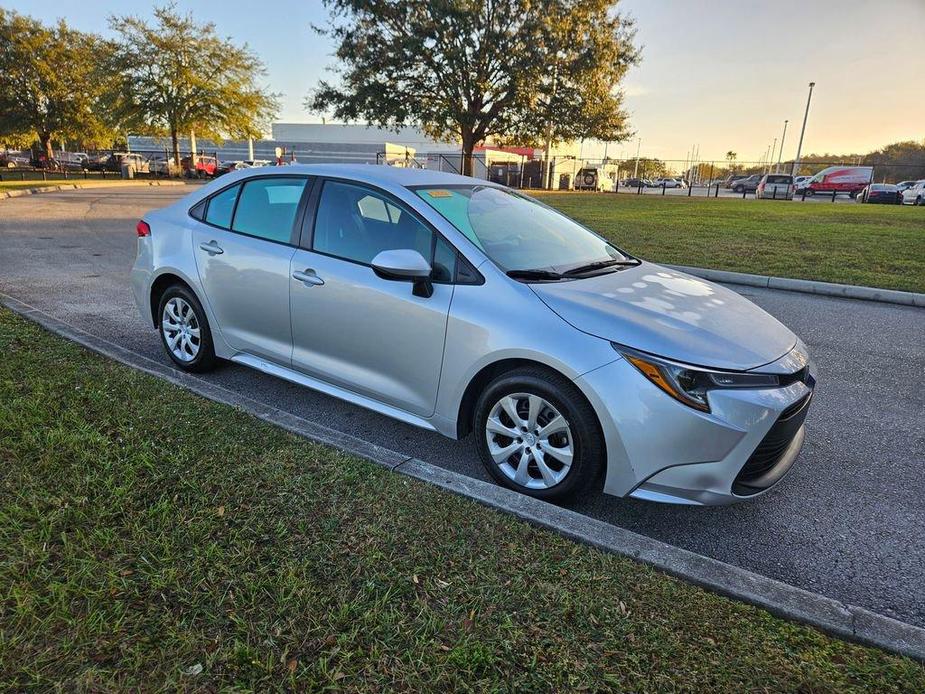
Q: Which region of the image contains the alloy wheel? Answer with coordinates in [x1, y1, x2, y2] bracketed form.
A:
[161, 297, 201, 362]
[485, 393, 574, 490]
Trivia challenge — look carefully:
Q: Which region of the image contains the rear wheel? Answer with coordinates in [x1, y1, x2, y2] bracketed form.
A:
[474, 367, 603, 502]
[916, 196, 923, 207]
[157, 285, 217, 372]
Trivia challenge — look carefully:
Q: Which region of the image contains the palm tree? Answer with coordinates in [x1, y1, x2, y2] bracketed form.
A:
[725, 150, 737, 172]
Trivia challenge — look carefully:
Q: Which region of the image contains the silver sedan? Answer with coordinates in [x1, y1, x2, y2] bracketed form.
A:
[131, 165, 815, 505]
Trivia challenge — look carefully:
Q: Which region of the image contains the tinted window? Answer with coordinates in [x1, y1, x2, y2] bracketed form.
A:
[231, 177, 307, 243]
[766, 175, 792, 184]
[205, 184, 240, 229]
[313, 181, 432, 265]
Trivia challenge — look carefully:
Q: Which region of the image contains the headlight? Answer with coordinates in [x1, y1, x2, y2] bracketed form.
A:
[615, 345, 780, 412]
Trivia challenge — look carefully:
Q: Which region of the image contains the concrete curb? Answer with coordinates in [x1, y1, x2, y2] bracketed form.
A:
[1, 179, 186, 199]
[667, 264, 925, 308]
[2, 292, 924, 664]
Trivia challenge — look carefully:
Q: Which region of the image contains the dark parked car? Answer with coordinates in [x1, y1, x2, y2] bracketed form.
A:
[857, 184, 902, 204]
[731, 175, 762, 193]
[621, 178, 650, 188]
[723, 174, 750, 189]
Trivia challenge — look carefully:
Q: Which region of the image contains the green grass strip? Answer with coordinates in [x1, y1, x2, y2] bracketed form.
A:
[534, 192, 925, 293]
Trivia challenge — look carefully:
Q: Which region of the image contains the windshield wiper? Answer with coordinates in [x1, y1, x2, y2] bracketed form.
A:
[561, 258, 641, 277]
[506, 269, 563, 281]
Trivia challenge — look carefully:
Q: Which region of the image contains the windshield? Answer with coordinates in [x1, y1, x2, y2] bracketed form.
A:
[415, 185, 629, 273]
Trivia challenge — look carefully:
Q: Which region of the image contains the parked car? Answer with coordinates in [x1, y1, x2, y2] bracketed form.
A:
[796, 166, 872, 197]
[242, 159, 272, 168]
[652, 178, 685, 189]
[724, 174, 750, 189]
[217, 160, 244, 175]
[182, 155, 218, 178]
[857, 184, 902, 205]
[756, 174, 795, 200]
[896, 180, 918, 192]
[133, 165, 815, 505]
[731, 175, 762, 193]
[900, 180, 925, 206]
[151, 156, 179, 176]
[55, 152, 89, 170]
[1, 151, 31, 168]
[89, 152, 151, 173]
[793, 175, 812, 188]
[574, 166, 612, 192]
[621, 177, 650, 189]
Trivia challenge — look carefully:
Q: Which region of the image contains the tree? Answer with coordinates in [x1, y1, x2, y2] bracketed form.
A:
[108, 4, 279, 166]
[0, 9, 117, 160]
[308, 0, 638, 176]
[725, 151, 737, 171]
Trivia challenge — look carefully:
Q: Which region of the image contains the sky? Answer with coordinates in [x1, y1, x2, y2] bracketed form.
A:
[11, 0, 925, 164]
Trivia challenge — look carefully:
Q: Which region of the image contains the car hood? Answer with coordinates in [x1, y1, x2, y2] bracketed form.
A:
[531, 263, 796, 371]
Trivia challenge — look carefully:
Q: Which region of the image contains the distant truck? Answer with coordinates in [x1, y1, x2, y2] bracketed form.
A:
[797, 166, 873, 197]
[574, 166, 613, 192]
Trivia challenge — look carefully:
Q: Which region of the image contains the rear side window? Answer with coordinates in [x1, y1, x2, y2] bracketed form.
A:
[767, 175, 792, 184]
[205, 184, 240, 228]
[231, 178, 308, 244]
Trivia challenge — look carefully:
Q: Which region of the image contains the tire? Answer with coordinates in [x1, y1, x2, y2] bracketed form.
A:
[473, 367, 604, 502]
[733, 185, 743, 193]
[156, 284, 217, 372]
[805, 189, 815, 196]
[916, 196, 923, 207]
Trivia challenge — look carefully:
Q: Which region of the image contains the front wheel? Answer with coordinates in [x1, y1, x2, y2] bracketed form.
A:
[474, 367, 603, 502]
[157, 285, 217, 372]
[916, 196, 923, 207]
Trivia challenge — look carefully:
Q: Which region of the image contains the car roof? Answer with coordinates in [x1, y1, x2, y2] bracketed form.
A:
[218, 163, 485, 188]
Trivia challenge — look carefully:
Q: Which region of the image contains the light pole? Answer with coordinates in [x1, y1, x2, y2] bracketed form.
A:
[632, 137, 641, 178]
[776, 120, 788, 173]
[768, 138, 777, 174]
[791, 82, 815, 177]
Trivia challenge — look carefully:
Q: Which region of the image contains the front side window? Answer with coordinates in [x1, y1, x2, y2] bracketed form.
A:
[415, 186, 629, 273]
[205, 184, 240, 229]
[231, 177, 308, 243]
[313, 181, 432, 265]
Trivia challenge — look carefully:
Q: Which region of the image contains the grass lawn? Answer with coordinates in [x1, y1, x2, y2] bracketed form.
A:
[533, 192, 925, 293]
[1, 308, 923, 690]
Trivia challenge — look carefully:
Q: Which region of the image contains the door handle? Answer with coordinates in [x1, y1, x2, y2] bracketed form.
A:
[292, 269, 325, 286]
[199, 241, 224, 255]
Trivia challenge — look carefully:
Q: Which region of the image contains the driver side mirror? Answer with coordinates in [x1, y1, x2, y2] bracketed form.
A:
[371, 249, 434, 298]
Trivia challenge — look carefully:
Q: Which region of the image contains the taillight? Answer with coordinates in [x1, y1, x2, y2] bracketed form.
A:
[136, 220, 151, 237]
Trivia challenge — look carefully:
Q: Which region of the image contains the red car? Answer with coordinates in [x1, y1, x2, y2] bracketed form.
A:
[797, 166, 873, 197]
[181, 155, 218, 178]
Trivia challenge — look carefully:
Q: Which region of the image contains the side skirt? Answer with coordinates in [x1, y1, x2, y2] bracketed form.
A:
[230, 353, 439, 433]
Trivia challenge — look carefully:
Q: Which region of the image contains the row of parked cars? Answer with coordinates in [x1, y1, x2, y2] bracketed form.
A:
[0, 149, 281, 178]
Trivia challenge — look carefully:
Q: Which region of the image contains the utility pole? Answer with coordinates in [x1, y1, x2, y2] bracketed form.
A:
[776, 120, 788, 173]
[791, 82, 815, 177]
[632, 137, 641, 178]
[248, 137, 254, 161]
[543, 61, 561, 190]
[769, 138, 777, 174]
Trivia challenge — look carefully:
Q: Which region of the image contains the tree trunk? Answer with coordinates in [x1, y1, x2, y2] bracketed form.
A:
[461, 129, 475, 178]
[170, 128, 181, 174]
[39, 131, 53, 162]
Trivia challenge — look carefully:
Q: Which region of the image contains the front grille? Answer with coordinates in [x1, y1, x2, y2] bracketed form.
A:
[733, 391, 812, 495]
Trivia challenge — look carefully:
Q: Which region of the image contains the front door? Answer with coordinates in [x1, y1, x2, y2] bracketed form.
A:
[192, 176, 309, 363]
[289, 180, 453, 417]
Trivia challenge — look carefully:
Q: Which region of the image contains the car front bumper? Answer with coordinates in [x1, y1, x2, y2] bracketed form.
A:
[575, 347, 815, 505]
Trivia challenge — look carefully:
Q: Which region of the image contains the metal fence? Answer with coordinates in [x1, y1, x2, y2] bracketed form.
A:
[4, 145, 923, 203]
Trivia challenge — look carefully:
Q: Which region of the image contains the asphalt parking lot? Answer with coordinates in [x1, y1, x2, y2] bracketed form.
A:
[2, 187, 923, 629]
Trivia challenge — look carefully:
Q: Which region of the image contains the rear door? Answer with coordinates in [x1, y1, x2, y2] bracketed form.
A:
[192, 175, 311, 363]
